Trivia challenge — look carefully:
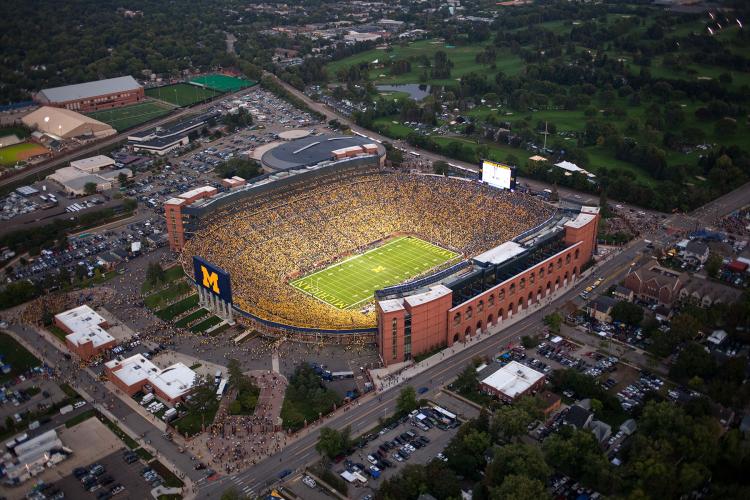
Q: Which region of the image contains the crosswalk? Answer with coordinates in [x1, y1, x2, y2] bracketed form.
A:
[230, 474, 256, 498]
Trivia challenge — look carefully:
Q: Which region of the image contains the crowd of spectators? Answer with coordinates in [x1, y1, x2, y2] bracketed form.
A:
[182, 171, 552, 330]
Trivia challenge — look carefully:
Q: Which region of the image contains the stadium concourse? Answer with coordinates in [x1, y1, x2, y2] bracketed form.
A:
[181, 168, 553, 331]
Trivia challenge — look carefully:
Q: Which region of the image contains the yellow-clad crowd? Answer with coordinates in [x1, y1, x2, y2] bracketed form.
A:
[181, 171, 552, 330]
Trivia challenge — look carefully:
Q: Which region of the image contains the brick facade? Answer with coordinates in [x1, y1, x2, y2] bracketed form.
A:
[39, 87, 145, 113]
[377, 208, 599, 366]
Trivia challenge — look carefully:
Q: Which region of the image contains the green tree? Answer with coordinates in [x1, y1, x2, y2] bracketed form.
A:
[145, 262, 166, 286]
[543, 312, 562, 333]
[315, 426, 352, 459]
[215, 158, 261, 180]
[444, 424, 491, 480]
[490, 474, 550, 500]
[705, 252, 723, 278]
[84, 182, 98, 196]
[484, 443, 550, 488]
[670, 342, 716, 382]
[396, 386, 418, 416]
[491, 405, 533, 443]
[117, 172, 129, 186]
[611, 301, 643, 325]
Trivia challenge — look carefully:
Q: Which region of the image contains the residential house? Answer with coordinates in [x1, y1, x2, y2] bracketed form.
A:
[587, 295, 618, 323]
[612, 285, 633, 302]
[683, 240, 710, 264]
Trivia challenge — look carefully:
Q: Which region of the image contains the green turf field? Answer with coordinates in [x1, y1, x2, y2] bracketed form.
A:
[189, 74, 256, 92]
[290, 236, 459, 310]
[0, 142, 47, 166]
[86, 101, 173, 131]
[145, 83, 222, 107]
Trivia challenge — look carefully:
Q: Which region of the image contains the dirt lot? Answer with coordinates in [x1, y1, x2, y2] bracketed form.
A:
[0, 417, 125, 500]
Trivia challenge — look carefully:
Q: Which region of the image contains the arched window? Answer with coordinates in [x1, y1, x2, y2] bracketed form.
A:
[477, 300, 484, 313]
[510, 283, 516, 295]
[574, 248, 580, 260]
[453, 312, 461, 325]
[488, 295, 495, 307]
[557, 258, 562, 269]
[520, 278, 526, 290]
[498, 289, 505, 300]
[539, 267, 545, 278]
[548, 263, 554, 274]
[465, 307, 473, 320]
[530, 272, 535, 284]
[565, 254, 571, 264]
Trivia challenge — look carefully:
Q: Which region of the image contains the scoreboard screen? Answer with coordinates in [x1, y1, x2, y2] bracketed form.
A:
[481, 160, 516, 190]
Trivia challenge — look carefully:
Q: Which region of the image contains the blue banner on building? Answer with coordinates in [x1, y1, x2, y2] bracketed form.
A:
[192, 256, 232, 303]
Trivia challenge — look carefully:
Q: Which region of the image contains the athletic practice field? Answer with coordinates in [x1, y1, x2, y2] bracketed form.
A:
[290, 236, 459, 310]
[189, 74, 256, 92]
[86, 101, 173, 131]
[0, 142, 48, 166]
[145, 83, 221, 107]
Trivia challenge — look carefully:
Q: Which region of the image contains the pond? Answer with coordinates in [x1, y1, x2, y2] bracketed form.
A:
[376, 84, 432, 101]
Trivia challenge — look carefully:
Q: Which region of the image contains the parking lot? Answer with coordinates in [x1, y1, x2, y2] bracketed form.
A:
[334, 409, 460, 499]
[50, 450, 154, 500]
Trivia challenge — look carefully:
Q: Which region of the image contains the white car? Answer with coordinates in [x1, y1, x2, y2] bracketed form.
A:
[302, 475, 316, 488]
[366, 455, 378, 465]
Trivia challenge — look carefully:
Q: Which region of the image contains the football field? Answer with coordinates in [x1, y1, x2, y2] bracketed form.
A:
[290, 236, 459, 310]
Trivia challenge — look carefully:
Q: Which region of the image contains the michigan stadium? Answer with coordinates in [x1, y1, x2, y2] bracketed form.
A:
[174, 138, 599, 360]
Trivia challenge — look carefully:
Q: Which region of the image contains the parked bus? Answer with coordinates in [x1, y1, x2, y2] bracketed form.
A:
[216, 379, 227, 400]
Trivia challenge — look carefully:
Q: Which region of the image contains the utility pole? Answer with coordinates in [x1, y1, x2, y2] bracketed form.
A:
[542, 121, 549, 151]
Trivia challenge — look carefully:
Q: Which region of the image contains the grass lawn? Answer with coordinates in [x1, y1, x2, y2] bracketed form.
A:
[189, 316, 223, 333]
[142, 265, 185, 294]
[372, 117, 414, 139]
[145, 83, 222, 107]
[0, 333, 40, 383]
[290, 236, 458, 310]
[64, 409, 96, 427]
[86, 101, 173, 131]
[156, 294, 199, 321]
[0, 142, 48, 166]
[173, 308, 210, 328]
[47, 324, 69, 343]
[144, 281, 191, 309]
[173, 400, 219, 437]
[325, 39, 524, 86]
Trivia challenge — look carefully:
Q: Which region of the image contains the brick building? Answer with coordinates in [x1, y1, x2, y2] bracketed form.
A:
[377, 207, 600, 366]
[165, 186, 218, 251]
[104, 354, 197, 404]
[54, 305, 116, 360]
[35, 76, 144, 113]
[479, 361, 545, 403]
[623, 264, 684, 305]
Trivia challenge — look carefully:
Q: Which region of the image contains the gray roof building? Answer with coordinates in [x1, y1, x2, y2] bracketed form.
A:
[261, 135, 383, 171]
[37, 76, 141, 103]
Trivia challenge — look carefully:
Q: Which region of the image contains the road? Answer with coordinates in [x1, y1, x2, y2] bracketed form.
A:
[3, 323, 207, 485]
[197, 178, 750, 499]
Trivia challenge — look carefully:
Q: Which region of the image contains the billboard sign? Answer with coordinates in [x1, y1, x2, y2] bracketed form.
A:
[193, 256, 232, 303]
[481, 160, 516, 190]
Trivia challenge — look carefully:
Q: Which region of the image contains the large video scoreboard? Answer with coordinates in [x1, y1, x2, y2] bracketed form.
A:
[481, 160, 517, 190]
